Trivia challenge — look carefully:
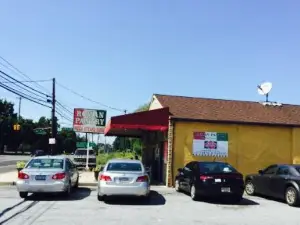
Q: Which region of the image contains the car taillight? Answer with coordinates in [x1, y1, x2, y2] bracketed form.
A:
[136, 175, 149, 182]
[200, 175, 213, 181]
[99, 175, 112, 181]
[52, 173, 66, 180]
[18, 172, 29, 180]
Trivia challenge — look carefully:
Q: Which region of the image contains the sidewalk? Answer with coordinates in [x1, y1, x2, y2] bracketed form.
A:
[0, 171, 97, 186]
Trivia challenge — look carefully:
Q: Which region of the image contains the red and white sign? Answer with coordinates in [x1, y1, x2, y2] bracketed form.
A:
[73, 108, 107, 134]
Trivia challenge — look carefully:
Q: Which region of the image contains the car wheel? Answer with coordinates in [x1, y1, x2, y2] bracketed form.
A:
[64, 181, 72, 197]
[245, 180, 255, 196]
[175, 179, 181, 192]
[190, 184, 198, 201]
[285, 186, 300, 206]
[19, 192, 28, 199]
[74, 177, 79, 188]
[97, 195, 104, 201]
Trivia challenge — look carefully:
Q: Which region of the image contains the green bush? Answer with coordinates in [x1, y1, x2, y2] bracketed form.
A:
[96, 152, 136, 166]
[16, 161, 26, 169]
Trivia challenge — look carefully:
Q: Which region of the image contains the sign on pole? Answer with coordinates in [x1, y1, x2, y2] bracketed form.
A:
[73, 108, 107, 134]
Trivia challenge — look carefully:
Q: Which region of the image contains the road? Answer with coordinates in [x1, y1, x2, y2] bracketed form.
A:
[0, 186, 300, 225]
[0, 155, 31, 174]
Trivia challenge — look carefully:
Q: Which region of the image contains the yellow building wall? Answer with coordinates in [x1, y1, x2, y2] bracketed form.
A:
[172, 121, 300, 183]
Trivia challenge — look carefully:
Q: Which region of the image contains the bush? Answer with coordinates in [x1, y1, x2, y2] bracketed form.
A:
[16, 161, 26, 169]
[96, 152, 136, 166]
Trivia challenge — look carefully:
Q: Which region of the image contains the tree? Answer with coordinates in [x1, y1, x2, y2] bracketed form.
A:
[112, 103, 149, 155]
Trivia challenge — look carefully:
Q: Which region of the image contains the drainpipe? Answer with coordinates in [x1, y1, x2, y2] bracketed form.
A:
[166, 116, 175, 187]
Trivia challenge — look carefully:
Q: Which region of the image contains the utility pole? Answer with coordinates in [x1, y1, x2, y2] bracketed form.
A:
[18, 97, 21, 121]
[51, 78, 56, 155]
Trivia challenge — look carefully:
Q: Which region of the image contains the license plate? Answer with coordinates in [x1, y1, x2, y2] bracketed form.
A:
[35, 175, 46, 181]
[118, 177, 129, 182]
[221, 187, 230, 192]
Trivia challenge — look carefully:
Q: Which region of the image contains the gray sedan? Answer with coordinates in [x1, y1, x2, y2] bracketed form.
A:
[16, 155, 79, 199]
[97, 159, 150, 201]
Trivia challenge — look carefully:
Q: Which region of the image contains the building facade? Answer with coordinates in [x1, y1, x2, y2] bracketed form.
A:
[105, 94, 300, 187]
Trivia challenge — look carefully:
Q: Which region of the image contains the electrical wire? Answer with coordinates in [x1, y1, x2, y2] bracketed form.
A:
[56, 101, 73, 114]
[1, 79, 51, 84]
[56, 81, 126, 112]
[0, 72, 50, 100]
[0, 56, 51, 94]
[56, 109, 73, 122]
[0, 82, 51, 108]
[0, 70, 50, 97]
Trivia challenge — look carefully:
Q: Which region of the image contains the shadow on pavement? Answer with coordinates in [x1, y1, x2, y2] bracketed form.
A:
[25, 187, 92, 201]
[104, 191, 166, 206]
[196, 196, 259, 206]
[0, 201, 39, 224]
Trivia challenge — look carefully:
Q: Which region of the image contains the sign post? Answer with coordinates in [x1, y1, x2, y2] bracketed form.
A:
[73, 108, 107, 170]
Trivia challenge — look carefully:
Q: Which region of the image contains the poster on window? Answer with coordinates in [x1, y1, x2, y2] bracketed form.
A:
[193, 132, 228, 157]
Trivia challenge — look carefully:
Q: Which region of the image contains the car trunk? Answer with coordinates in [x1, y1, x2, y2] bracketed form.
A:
[102, 171, 145, 186]
[21, 168, 65, 183]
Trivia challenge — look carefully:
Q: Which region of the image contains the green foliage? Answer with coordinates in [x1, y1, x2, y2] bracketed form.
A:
[16, 161, 26, 169]
[96, 151, 136, 166]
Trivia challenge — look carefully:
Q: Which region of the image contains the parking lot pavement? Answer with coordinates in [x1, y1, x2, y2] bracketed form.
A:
[0, 186, 300, 225]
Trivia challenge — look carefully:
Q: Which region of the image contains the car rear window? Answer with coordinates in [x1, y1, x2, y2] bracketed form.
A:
[106, 162, 142, 172]
[26, 159, 64, 169]
[199, 162, 237, 173]
[75, 150, 94, 155]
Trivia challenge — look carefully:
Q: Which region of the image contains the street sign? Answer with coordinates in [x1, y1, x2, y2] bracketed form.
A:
[76, 142, 96, 148]
[73, 108, 107, 134]
[62, 127, 73, 131]
[49, 138, 56, 144]
[34, 128, 47, 135]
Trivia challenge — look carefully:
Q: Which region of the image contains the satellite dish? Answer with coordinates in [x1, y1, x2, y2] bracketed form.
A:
[257, 82, 272, 102]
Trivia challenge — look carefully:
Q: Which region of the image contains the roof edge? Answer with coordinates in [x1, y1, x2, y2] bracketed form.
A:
[170, 117, 300, 128]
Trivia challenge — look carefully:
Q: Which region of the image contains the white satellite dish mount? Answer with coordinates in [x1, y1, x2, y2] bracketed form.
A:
[257, 81, 272, 102]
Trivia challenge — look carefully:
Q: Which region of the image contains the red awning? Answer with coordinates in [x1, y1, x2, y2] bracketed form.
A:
[104, 107, 170, 137]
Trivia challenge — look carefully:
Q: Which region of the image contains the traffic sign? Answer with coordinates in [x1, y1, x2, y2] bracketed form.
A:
[34, 128, 47, 135]
[62, 127, 73, 131]
[76, 142, 96, 148]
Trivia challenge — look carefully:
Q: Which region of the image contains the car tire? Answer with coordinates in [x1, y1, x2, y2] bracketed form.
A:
[19, 192, 28, 199]
[245, 180, 255, 196]
[97, 195, 104, 201]
[74, 177, 79, 188]
[285, 186, 300, 207]
[63, 181, 72, 197]
[190, 184, 198, 201]
[175, 179, 181, 192]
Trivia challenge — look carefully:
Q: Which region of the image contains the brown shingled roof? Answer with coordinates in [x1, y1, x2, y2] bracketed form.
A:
[154, 94, 300, 126]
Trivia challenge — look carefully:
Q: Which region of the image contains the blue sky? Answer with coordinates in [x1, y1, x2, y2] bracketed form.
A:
[0, 1, 300, 132]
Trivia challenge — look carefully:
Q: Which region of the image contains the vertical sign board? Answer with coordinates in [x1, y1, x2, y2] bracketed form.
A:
[73, 108, 107, 134]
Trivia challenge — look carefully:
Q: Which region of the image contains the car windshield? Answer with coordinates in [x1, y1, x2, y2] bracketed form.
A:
[293, 166, 300, 174]
[26, 158, 64, 169]
[106, 162, 142, 172]
[75, 150, 95, 155]
[199, 162, 237, 173]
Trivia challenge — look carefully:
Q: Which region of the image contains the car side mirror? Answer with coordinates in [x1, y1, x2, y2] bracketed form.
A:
[258, 170, 263, 175]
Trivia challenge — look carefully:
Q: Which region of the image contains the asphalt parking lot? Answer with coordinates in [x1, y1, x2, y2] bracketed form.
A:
[0, 186, 299, 225]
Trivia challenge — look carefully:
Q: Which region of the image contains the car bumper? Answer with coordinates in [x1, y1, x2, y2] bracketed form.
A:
[16, 180, 68, 193]
[196, 185, 244, 197]
[98, 182, 150, 197]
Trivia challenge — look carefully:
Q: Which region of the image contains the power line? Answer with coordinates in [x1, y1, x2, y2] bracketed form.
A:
[0, 79, 52, 84]
[56, 109, 73, 122]
[56, 101, 73, 115]
[0, 70, 50, 97]
[56, 81, 126, 112]
[0, 72, 50, 100]
[0, 56, 51, 94]
[0, 82, 51, 108]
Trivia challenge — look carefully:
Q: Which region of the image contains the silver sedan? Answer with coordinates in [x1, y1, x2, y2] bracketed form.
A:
[97, 159, 150, 201]
[16, 155, 79, 199]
